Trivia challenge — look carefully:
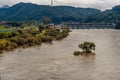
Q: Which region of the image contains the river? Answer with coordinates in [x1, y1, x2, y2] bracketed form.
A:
[0, 29, 120, 80]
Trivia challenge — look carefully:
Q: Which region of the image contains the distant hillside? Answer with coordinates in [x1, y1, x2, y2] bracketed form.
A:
[85, 5, 120, 29]
[0, 3, 100, 23]
[87, 5, 120, 23]
[0, 2, 120, 25]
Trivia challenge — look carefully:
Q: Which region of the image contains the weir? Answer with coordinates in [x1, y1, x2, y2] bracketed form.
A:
[62, 23, 116, 29]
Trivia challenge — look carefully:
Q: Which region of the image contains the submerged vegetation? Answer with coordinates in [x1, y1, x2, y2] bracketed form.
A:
[0, 24, 70, 53]
[74, 42, 96, 56]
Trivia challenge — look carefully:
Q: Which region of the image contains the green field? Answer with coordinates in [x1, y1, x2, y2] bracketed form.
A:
[0, 26, 13, 32]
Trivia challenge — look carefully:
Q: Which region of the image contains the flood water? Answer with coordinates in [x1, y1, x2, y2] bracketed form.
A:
[0, 29, 120, 80]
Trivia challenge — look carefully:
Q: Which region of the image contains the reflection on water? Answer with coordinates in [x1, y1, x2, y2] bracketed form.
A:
[0, 29, 120, 80]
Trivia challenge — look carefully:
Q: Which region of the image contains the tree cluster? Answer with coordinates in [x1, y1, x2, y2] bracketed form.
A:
[74, 42, 96, 56]
[0, 26, 70, 53]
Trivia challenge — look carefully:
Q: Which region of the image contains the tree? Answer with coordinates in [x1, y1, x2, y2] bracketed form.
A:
[38, 24, 44, 32]
[41, 16, 52, 24]
[44, 29, 58, 37]
[79, 42, 95, 53]
[115, 21, 120, 29]
[0, 32, 11, 39]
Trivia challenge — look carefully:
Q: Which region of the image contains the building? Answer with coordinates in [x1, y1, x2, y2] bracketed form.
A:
[45, 23, 55, 29]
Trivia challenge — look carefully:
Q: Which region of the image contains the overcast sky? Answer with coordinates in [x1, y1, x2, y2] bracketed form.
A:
[0, 0, 120, 10]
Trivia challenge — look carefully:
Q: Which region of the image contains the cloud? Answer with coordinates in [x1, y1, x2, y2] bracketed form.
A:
[0, 0, 120, 10]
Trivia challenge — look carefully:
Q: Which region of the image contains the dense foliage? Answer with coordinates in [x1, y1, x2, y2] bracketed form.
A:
[79, 42, 95, 53]
[0, 3, 120, 28]
[87, 6, 120, 22]
[74, 42, 96, 56]
[86, 5, 120, 29]
[0, 26, 70, 53]
[0, 3, 100, 24]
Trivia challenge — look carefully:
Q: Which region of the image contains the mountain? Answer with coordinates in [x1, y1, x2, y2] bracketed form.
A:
[1, 5, 9, 8]
[0, 2, 120, 25]
[87, 5, 120, 23]
[0, 3, 100, 23]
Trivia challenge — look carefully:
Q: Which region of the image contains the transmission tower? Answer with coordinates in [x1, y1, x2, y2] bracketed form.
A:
[51, 0, 53, 6]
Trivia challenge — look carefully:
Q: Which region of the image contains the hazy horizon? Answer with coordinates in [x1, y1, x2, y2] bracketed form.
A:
[0, 0, 120, 11]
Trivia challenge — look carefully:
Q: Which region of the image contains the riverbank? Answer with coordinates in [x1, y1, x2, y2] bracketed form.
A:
[0, 27, 70, 53]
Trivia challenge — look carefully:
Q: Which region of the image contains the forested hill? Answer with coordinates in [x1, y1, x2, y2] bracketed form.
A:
[86, 5, 120, 29]
[87, 5, 120, 23]
[0, 2, 120, 24]
[0, 3, 100, 23]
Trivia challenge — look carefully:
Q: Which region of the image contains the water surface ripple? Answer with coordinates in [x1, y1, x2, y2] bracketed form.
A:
[0, 29, 120, 80]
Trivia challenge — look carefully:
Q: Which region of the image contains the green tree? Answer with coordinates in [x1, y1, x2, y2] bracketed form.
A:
[0, 32, 11, 39]
[79, 42, 95, 53]
[38, 24, 44, 32]
[45, 29, 58, 37]
[41, 16, 52, 24]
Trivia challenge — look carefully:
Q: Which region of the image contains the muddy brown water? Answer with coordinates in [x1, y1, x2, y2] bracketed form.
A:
[0, 29, 120, 80]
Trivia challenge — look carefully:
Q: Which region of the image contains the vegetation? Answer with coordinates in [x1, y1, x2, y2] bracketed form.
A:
[0, 24, 70, 53]
[41, 16, 52, 24]
[79, 42, 95, 53]
[86, 5, 120, 29]
[0, 3, 100, 24]
[74, 42, 96, 56]
[0, 3, 120, 28]
[74, 51, 81, 56]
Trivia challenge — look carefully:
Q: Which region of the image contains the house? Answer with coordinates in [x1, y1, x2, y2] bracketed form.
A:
[45, 23, 55, 29]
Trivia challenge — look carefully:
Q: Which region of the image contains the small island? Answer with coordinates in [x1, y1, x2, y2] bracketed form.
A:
[74, 42, 96, 56]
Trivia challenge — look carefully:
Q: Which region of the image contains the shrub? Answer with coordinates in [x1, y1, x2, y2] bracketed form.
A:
[62, 28, 70, 33]
[38, 24, 44, 32]
[10, 42, 18, 48]
[45, 29, 58, 37]
[5, 46, 14, 51]
[30, 29, 39, 35]
[56, 34, 63, 40]
[17, 30, 22, 34]
[9, 37, 18, 43]
[21, 33, 32, 38]
[32, 37, 42, 45]
[11, 31, 20, 37]
[0, 40, 9, 49]
[74, 51, 81, 56]
[41, 36, 53, 42]
[0, 32, 11, 39]
[14, 37, 27, 46]
[26, 37, 42, 46]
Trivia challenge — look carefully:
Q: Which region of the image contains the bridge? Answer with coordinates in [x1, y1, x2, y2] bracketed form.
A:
[62, 23, 116, 29]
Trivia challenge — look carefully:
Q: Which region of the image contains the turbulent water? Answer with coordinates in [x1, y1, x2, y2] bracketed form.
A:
[0, 29, 120, 80]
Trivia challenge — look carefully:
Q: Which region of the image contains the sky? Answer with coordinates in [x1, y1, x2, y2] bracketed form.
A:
[0, 0, 120, 10]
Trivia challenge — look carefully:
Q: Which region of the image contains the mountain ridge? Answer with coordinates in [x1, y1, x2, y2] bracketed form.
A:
[0, 3, 100, 23]
[0, 3, 120, 24]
